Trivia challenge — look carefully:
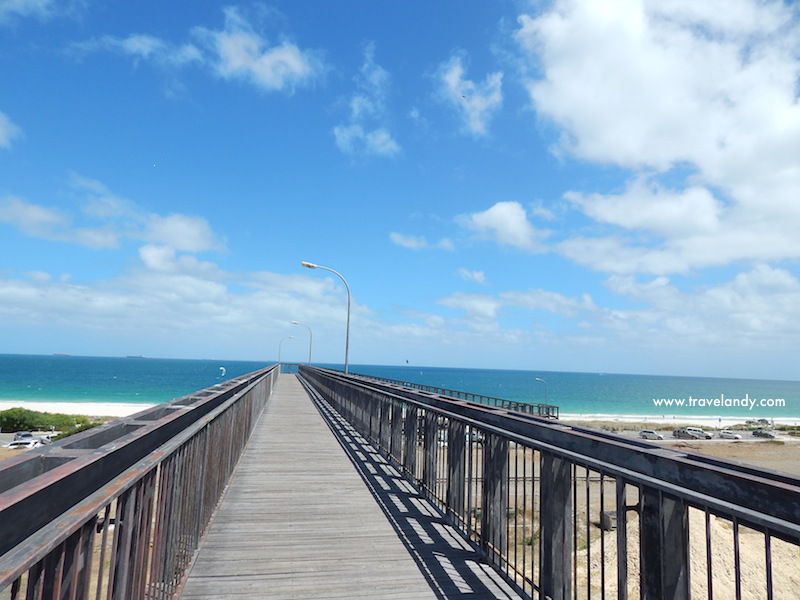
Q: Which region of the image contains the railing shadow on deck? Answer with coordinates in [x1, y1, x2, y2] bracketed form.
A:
[300, 377, 526, 600]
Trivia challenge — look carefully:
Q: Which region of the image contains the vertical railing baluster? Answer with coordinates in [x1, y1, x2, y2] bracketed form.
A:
[482, 434, 509, 569]
[640, 488, 690, 599]
[446, 420, 466, 530]
[540, 452, 573, 600]
[616, 480, 628, 600]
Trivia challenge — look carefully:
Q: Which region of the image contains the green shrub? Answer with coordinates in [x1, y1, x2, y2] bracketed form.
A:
[0, 407, 95, 433]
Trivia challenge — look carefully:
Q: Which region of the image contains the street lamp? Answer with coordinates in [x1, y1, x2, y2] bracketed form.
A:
[277, 336, 293, 364]
[535, 377, 548, 402]
[291, 320, 313, 364]
[301, 261, 351, 373]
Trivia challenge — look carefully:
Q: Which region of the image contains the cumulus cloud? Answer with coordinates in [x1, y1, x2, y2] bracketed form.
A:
[462, 201, 546, 252]
[515, 0, 800, 275]
[0, 111, 22, 148]
[437, 53, 503, 137]
[333, 43, 400, 157]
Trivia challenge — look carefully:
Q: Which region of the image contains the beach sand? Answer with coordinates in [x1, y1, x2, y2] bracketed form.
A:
[0, 400, 157, 418]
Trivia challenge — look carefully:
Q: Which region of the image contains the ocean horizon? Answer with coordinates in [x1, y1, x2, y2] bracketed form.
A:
[1, 354, 799, 424]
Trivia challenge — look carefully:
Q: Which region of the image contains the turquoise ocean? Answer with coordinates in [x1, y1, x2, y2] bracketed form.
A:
[1, 354, 799, 423]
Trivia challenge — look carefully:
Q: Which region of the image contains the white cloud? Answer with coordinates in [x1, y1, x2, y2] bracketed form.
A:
[437, 53, 503, 137]
[389, 232, 428, 250]
[458, 268, 487, 284]
[74, 7, 322, 93]
[0, 0, 53, 21]
[0, 196, 68, 237]
[500, 289, 596, 317]
[78, 34, 202, 67]
[515, 0, 800, 275]
[389, 232, 454, 251]
[438, 292, 503, 324]
[566, 178, 724, 238]
[0, 111, 22, 148]
[145, 214, 222, 253]
[463, 201, 546, 252]
[603, 265, 800, 347]
[1, 177, 225, 253]
[334, 125, 400, 158]
[333, 43, 400, 158]
[195, 7, 322, 92]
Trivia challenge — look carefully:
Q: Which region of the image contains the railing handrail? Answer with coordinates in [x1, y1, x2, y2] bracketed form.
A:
[348, 369, 560, 418]
[0, 365, 279, 596]
[299, 365, 800, 599]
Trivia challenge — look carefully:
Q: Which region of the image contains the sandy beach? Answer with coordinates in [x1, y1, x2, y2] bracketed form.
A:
[561, 412, 800, 429]
[0, 400, 158, 418]
[2, 400, 800, 476]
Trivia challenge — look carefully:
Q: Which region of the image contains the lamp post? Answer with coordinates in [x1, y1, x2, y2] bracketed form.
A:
[277, 336, 293, 364]
[535, 377, 548, 402]
[291, 320, 313, 364]
[301, 261, 350, 374]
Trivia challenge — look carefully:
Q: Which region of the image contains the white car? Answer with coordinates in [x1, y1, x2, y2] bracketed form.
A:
[718, 430, 742, 439]
[5, 440, 42, 450]
[639, 429, 664, 440]
[686, 427, 713, 439]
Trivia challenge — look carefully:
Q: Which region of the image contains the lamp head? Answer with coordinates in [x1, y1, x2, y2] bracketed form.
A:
[301, 261, 318, 269]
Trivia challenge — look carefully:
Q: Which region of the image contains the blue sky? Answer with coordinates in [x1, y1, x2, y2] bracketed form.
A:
[1, 0, 799, 380]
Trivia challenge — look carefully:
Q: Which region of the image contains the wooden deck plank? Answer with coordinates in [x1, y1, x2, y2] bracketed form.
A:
[180, 374, 526, 600]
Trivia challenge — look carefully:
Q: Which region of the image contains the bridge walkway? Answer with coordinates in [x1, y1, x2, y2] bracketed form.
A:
[180, 374, 525, 600]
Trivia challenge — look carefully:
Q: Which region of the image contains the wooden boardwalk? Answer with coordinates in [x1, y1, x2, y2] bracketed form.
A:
[180, 374, 526, 600]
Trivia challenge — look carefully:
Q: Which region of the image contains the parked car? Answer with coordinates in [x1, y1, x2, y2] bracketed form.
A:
[13, 431, 34, 441]
[718, 430, 742, 439]
[752, 429, 776, 438]
[5, 440, 42, 450]
[673, 428, 703, 439]
[639, 429, 664, 440]
[685, 427, 713, 439]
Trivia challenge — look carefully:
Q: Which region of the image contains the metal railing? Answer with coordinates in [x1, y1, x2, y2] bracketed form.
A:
[0, 365, 278, 600]
[299, 366, 800, 600]
[350, 370, 560, 418]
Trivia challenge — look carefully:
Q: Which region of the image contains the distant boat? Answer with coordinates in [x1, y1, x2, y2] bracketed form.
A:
[53, 353, 72, 357]
[126, 355, 145, 359]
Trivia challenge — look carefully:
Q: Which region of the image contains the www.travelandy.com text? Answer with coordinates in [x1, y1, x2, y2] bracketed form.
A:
[652, 395, 785, 410]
